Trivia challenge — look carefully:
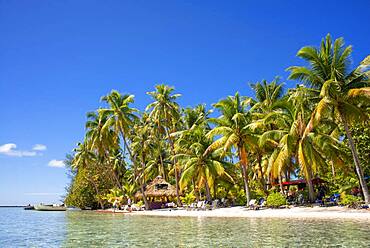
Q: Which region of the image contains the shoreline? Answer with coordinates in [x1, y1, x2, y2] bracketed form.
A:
[97, 206, 370, 221]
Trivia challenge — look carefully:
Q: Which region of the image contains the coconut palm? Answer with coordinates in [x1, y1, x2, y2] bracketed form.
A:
[85, 111, 119, 155]
[250, 78, 284, 113]
[288, 34, 370, 202]
[146, 84, 182, 205]
[84, 111, 124, 189]
[176, 127, 233, 201]
[248, 79, 285, 191]
[130, 115, 157, 209]
[100, 90, 138, 159]
[206, 92, 257, 204]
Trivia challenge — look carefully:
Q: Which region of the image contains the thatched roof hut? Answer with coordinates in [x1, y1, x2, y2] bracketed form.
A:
[135, 176, 177, 199]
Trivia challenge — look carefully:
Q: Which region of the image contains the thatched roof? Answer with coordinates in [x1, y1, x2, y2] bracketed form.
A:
[135, 176, 177, 198]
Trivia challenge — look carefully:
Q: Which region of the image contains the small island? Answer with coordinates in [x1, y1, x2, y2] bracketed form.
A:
[63, 34, 370, 219]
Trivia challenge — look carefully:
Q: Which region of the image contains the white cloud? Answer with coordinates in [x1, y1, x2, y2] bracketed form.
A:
[0, 143, 37, 157]
[32, 144, 47, 151]
[48, 159, 65, 168]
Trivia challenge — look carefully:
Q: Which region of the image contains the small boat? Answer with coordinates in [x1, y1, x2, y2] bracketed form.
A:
[34, 204, 66, 211]
[24, 205, 34, 210]
[66, 206, 81, 211]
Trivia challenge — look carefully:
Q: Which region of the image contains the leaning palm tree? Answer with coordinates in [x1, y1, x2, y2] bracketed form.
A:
[146, 84, 182, 205]
[288, 34, 370, 203]
[206, 92, 257, 204]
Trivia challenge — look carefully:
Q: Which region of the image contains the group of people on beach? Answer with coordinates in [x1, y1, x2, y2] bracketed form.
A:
[112, 197, 132, 212]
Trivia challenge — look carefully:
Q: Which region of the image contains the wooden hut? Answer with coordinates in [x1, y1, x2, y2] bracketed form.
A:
[135, 176, 177, 209]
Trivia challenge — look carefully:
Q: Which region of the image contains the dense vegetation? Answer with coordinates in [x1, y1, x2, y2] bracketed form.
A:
[64, 35, 370, 209]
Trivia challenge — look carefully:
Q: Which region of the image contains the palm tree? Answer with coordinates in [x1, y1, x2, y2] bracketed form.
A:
[100, 90, 138, 159]
[288, 34, 370, 202]
[249, 78, 284, 192]
[259, 91, 347, 202]
[176, 126, 233, 201]
[85, 111, 119, 155]
[250, 77, 284, 113]
[206, 92, 257, 205]
[146, 84, 182, 205]
[84, 111, 123, 190]
[130, 115, 156, 209]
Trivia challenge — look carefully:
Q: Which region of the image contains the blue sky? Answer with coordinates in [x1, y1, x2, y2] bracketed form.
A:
[1, 0, 370, 205]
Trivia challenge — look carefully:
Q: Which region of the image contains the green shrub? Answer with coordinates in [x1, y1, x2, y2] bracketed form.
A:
[251, 188, 267, 200]
[266, 192, 287, 208]
[340, 194, 362, 207]
[136, 200, 144, 207]
[181, 192, 196, 206]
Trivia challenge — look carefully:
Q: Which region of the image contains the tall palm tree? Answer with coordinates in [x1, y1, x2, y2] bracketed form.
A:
[288, 34, 370, 202]
[206, 92, 257, 204]
[248, 78, 284, 191]
[130, 116, 156, 210]
[259, 91, 347, 201]
[100, 90, 138, 159]
[146, 84, 182, 205]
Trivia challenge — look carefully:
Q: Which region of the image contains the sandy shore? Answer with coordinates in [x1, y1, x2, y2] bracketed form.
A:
[122, 206, 370, 220]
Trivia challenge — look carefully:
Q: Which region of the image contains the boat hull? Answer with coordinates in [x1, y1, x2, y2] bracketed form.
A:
[34, 204, 66, 211]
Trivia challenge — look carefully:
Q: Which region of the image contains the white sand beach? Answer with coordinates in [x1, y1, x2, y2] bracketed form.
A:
[128, 206, 370, 220]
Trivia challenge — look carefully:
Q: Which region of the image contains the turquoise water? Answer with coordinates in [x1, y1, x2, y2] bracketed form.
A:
[0, 208, 369, 247]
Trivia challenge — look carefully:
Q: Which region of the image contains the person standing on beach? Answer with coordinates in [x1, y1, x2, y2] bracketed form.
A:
[113, 199, 118, 212]
[127, 197, 132, 212]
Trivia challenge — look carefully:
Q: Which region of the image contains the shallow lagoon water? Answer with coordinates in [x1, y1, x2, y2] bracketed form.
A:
[0, 208, 369, 247]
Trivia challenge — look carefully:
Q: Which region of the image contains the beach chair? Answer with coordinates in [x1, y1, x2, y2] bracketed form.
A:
[188, 202, 197, 210]
[196, 201, 205, 210]
[258, 198, 266, 208]
[249, 199, 259, 210]
[165, 202, 176, 208]
[211, 199, 219, 209]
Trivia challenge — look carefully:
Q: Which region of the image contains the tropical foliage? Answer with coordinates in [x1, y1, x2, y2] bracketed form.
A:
[65, 35, 370, 209]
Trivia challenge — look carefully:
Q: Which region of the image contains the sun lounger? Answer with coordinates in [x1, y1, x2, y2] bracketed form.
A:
[249, 199, 259, 210]
[211, 200, 219, 209]
[196, 201, 205, 210]
[165, 202, 176, 208]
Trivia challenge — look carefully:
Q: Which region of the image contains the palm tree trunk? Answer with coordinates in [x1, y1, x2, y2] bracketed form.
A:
[213, 180, 217, 199]
[298, 142, 315, 202]
[204, 178, 212, 202]
[158, 151, 167, 181]
[192, 178, 199, 202]
[340, 113, 370, 203]
[239, 146, 251, 205]
[307, 181, 315, 202]
[331, 161, 336, 179]
[257, 156, 267, 192]
[140, 154, 150, 210]
[165, 127, 181, 206]
[305, 169, 315, 203]
[279, 173, 284, 194]
[173, 163, 181, 206]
